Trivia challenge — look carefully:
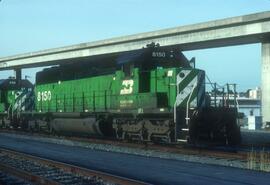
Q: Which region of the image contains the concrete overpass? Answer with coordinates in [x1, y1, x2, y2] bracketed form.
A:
[0, 11, 270, 125]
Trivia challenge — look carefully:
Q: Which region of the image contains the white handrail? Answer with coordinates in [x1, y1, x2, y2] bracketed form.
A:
[174, 100, 177, 123]
[7, 104, 12, 119]
[185, 84, 196, 126]
[174, 79, 180, 123]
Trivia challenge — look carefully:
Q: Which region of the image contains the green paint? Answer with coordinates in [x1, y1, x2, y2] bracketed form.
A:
[35, 67, 204, 113]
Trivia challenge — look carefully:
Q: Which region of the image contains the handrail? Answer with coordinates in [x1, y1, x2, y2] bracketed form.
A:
[185, 84, 196, 126]
[7, 104, 12, 119]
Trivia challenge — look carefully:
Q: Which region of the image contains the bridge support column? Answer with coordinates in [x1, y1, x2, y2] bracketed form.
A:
[262, 42, 270, 127]
[14, 68, 22, 87]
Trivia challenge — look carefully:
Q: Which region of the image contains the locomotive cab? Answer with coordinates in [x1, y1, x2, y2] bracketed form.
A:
[114, 47, 193, 111]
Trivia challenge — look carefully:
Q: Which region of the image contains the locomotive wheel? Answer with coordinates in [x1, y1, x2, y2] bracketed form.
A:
[1, 119, 5, 128]
[49, 123, 56, 136]
[116, 127, 123, 139]
[188, 123, 200, 145]
[124, 132, 131, 141]
[169, 129, 175, 143]
[188, 111, 200, 144]
[142, 127, 149, 141]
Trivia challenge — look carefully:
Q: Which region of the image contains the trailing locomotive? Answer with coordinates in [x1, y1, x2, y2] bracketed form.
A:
[0, 78, 33, 125]
[0, 46, 241, 145]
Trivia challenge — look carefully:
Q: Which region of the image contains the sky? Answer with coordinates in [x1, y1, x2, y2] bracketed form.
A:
[0, 0, 270, 91]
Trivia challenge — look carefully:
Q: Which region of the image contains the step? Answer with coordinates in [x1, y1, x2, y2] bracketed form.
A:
[181, 128, 189, 132]
[177, 139, 187, 143]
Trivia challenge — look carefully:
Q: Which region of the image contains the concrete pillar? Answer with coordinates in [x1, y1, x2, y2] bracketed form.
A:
[261, 42, 270, 127]
[14, 68, 22, 87]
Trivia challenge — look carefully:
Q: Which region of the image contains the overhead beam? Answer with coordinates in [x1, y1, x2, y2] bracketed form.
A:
[1, 11, 270, 69]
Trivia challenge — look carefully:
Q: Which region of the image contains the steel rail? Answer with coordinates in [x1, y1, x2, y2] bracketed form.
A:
[0, 129, 250, 160]
[0, 163, 59, 185]
[0, 148, 149, 185]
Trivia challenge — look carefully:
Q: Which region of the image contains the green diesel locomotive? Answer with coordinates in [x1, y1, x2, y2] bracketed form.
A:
[0, 46, 241, 145]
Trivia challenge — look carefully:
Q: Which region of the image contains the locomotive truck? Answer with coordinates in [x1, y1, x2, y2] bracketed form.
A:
[0, 46, 241, 145]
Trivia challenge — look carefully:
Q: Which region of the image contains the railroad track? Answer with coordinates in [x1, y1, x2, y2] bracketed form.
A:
[0, 148, 147, 185]
[46, 134, 249, 161]
[0, 171, 31, 185]
[2, 129, 270, 172]
[0, 129, 250, 161]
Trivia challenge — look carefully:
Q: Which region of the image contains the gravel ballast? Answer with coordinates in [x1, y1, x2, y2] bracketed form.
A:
[0, 132, 249, 170]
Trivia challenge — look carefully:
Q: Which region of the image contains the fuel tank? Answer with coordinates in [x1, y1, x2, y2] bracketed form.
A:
[50, 118, 106, 136]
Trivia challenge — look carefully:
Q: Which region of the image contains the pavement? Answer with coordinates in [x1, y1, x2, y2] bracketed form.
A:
[0, 133, 269, 185]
